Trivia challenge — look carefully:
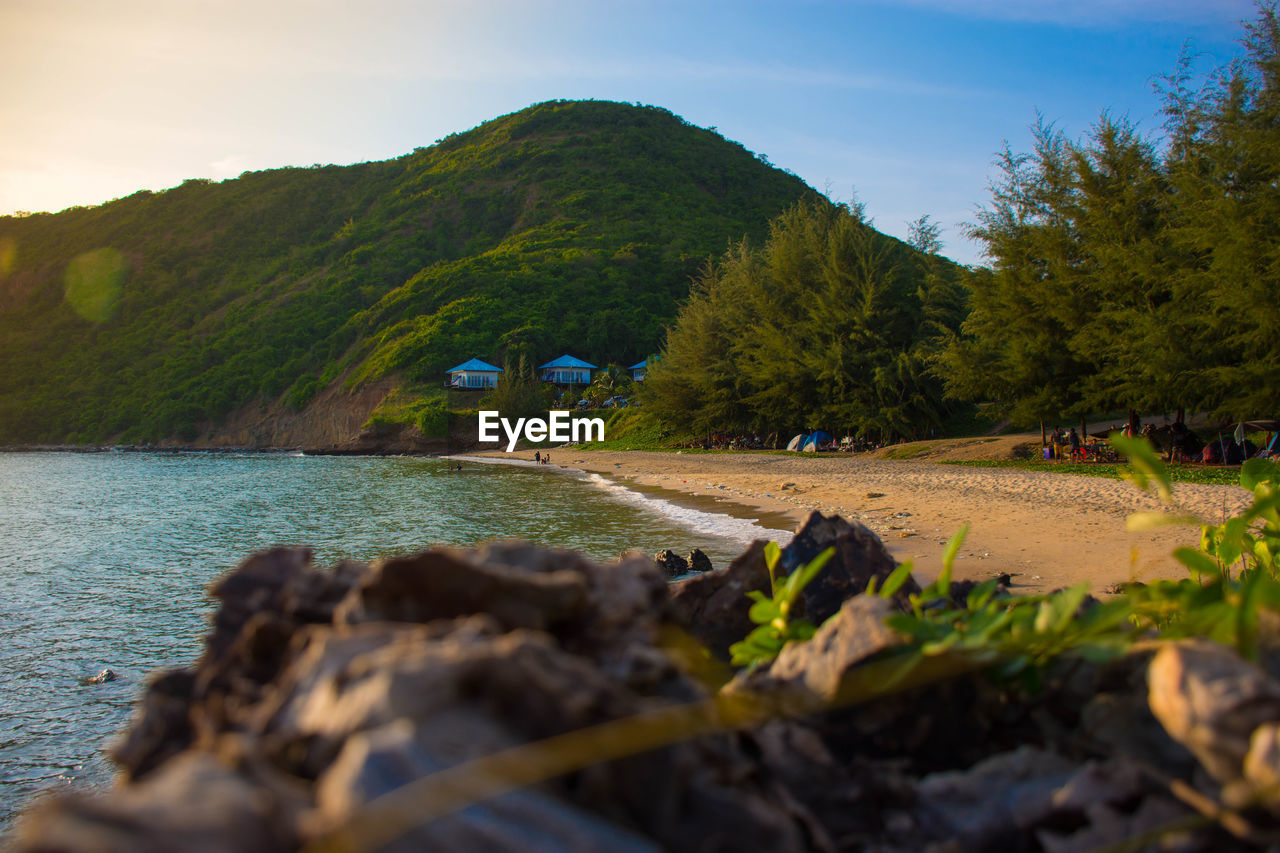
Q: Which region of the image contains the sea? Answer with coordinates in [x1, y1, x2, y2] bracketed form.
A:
[0, 450, 790, 831]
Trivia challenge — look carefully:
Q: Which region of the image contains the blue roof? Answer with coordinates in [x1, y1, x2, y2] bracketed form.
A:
[628, 359, 647, 370]
[446, 358, 503, 373]
[538, 354, 597, 370]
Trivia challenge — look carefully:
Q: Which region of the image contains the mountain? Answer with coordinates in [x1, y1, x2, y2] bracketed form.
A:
[0, 99, 820, 445]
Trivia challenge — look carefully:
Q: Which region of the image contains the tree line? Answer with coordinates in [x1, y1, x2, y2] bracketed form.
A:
[941, 6, 1280, 434]
[641, 200, 966, 442]
[644, 6, 1280, 444]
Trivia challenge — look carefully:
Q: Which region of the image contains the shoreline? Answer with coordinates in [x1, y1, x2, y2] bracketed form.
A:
[9, 442, 1255, 594]
[475, 448, 1253, 593]
[446, 453, 798, 546]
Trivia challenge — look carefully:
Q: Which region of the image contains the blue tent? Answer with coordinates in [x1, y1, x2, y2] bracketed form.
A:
[801, 430, 832, 452]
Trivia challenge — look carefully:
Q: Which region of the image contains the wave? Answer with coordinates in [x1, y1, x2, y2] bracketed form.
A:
[446, 454, 792, 547]
[580, 473, 792, 547]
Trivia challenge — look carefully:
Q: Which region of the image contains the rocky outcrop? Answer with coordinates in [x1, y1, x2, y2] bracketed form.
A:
[10, 514, 1268, 851]
[653, 549, 689, 578]
[687, 548, 714, 574]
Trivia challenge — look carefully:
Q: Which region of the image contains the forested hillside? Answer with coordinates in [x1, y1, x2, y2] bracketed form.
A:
[0, 100, 816, 444]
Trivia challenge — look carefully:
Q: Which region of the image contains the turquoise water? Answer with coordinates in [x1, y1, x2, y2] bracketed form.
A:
[0, 451, 782, 828]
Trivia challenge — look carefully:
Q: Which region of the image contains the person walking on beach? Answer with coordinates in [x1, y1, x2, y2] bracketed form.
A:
[535, 451, 541, 464]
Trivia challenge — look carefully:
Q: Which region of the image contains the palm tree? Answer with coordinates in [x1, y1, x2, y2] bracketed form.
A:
[589, 365, 632, 402]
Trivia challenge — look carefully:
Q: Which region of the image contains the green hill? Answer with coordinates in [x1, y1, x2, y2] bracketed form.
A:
[0, 99, 821, 445]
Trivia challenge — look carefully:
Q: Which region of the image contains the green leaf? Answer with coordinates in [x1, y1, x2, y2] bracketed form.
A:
[1034, 600, 1055, 634]
[965, 578, 999, 610]
[880, 561, 915, 598]
[748, 597, 780, 625]
[937, 524, 969, 597]
[764, 541, 782, 591]
[1174, 547, 1220, 582]
[1049, 583, 1089, 632]
[1126, 511, 1200, 531]
[1112, 433, 1172, 502]
[1242, 458, 1280, 491]
[790, 620, 817, 642]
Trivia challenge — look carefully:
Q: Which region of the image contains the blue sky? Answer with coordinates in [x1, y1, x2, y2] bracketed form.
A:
[0, 0, 1256, 264]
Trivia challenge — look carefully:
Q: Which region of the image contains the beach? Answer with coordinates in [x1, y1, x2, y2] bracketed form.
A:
[486, 446, 1254, 594]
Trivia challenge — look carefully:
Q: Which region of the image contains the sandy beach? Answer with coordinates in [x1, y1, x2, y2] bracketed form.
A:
[482, 446, 1253, 594]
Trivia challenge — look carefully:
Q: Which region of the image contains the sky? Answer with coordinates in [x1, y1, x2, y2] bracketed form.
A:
[0, 0, 1259, 265]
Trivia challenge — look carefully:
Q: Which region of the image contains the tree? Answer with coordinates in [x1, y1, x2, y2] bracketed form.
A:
[645, 200, 962, 441]
[941, 121, 1094, 439]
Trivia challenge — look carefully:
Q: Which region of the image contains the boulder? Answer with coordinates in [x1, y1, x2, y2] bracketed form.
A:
[914, 748, 1177, 851]
[731, 596, 901, 710]
[778, 512, 919, 623]
[9, 753, 300, 853]
[31, 541, 818, 852]
[686, 548, 713, 574]
[334, 548, 589, 631]
[667, 540, 772, 661]
[1148, 639, 1280, 785]
[653, 549, 689, 578]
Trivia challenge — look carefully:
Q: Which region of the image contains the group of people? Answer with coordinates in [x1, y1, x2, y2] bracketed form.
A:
[533, 451, 552, 465]
[1046, 426, 1084, 461]
[701, 432, 766, 451]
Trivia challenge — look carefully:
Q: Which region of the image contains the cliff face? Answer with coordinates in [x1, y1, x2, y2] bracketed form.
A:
[10, 514, 1258, 851]
[204, 378, 400, 449]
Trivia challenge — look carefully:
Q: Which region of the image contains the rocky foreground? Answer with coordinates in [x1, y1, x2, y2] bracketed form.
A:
[10, 514, 1280, 851]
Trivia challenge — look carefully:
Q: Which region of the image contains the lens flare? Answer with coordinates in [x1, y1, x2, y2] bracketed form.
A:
[64, 248, 127, 323]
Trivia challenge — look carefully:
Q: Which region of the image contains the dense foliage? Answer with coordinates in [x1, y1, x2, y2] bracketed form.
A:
[941, 7, 1280, 427]
[642, 200, 966, 441]
[0, 100, 814, 443]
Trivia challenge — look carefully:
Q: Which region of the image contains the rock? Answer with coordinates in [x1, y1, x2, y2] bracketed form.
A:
[686, 548, 713, 574]
[778, 512, 920, 622]
[335, 547, 589, 631]
[915, 746, 1077, 844]
[668, 540, 772, 661]
[111, 670, 198, 780]
[316, 720, 661, 852]
[653, 549, 689, 578]
[20, 529, 1232, 852]
[9, 752, 299, 853]
[1036, 795, 1195, 853]
[82, 668, 118, 685]
[914, 748, 1177, 850]
[1236, 721, 1280, 811]
[732, 596, 901, 710]
[1080, 650, 1198, 778]
[28, 541, 818, 852]
[1148, 639, 1280, 785]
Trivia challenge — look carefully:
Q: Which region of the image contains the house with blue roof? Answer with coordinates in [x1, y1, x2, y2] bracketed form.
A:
[446, 358, 503, 389]
[628, 359, 649, 382]
[538, 354, 596, 385]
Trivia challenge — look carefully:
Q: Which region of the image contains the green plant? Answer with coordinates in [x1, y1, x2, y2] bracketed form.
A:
[728, 542, 835, 668]
[1114, 432, 1280, 658]
[869, 526, 1134, 689]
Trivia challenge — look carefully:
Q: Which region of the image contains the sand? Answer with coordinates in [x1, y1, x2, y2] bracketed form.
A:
[483, 447, 1253, 595]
